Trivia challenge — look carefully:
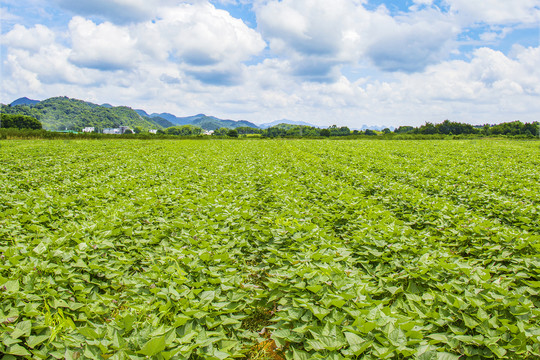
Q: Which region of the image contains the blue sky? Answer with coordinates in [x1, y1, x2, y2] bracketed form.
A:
[1, 0, 539, 127]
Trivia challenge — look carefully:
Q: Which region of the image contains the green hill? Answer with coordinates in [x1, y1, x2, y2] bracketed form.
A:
[1, 97, 165, 131]
[190, 115, 258, 130]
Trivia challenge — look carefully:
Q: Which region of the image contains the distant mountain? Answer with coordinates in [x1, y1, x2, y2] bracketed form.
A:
[4, 96, 261, 131]
[150, 113, 195, 126]
[135, 109, 150, 117]
[259, 119, 317, 129]
[10, 97, 40, 106]
[150, 116, 175, 128]
[188, 115, 258, 131]
[148, 113, 258, 130]
[353, 124, 395, 131]
[1, 97, 167, 131]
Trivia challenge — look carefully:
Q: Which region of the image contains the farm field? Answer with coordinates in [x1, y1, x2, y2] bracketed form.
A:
[0, 139, 539, 360]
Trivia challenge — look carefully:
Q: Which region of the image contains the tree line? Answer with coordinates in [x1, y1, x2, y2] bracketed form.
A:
[1, 109, 538, 139]
[0, 113, 42, 130]
[395, 120, 538, 137]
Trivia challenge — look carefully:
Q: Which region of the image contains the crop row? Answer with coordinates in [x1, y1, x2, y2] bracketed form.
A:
[1, 139, 538, 359]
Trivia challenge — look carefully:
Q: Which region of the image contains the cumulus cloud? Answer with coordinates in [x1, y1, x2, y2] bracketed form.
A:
[1, 24, 56, 51]
[447, 0, 540, 25]
[388, 45, 540, 107]
[68, 17, 139, 71]
[255, 0, 459, 77]
[158, 3, 265, 66]
[2, 0, 539, 127]
[365, 15, 457, 72]
[3, 44, 100, 88]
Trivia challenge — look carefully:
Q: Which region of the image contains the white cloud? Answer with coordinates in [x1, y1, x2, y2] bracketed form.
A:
[255, 0, 459, 77]
[158, 3, 265, 66]
[365, 10, 458, 72]
[68, 17, 139, 71]
[2, 0, 539, 127]
[1, 24, 56, 51]
[0, 6, 21, 23]
[2, 43, 101, 92]
[447, 0, 540, 25]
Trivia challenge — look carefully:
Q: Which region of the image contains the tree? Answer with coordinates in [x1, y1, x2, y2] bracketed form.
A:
[364, 129, 377, 136]
[417, 122, 437, 134]
[382, 128, 391, 134]
[394, 126, 414, 134]
[0, 113, 42, 129]
[213, 127, 229, 136]
[320, 128, 331, 137]
[166, 125, 202, 136]
[227, 129, 239, 137]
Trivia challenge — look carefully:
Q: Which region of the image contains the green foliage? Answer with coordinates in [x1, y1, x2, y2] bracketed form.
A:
[327, 124, 351, 136]
[190, 116, 259, 131]
[0, 113, 42, 130]
[1, 139, 538, 359]
[364, 129, 377, 136]
[261, 123, 351, 138]
[487, 121, 539, 136]
[227, 129, 239, 137]
[1, 97, 165, 131]
[395, 120, 538, 137]
[149, 116, 175, 128]
[165, 125, 203, 136]
[319, 128, 331, 137]
[236, 127, 263, 135]
[213, 127, 229, 136]
[394, 126, 415, 134]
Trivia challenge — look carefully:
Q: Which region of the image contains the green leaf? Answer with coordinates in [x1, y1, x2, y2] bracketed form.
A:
[307, 285, 323, 293]
[140, 336, 166, 356]
[4, 280, 19, 293]
[462, 314, 479, 329]
[199, 290, 215, 304]
[292, 347, 310, 360]
[33, 242, 47, 255]
[119, 313, 136, 332]
[78, 327, 100, 340]
[388, 328, 407, 347]
[27, 335, 49, 348]
[8, 344, 31, 356]
[308, 305, 331, 320]
[11, 320, 32, 339]
[344, 332, 370, 356]
[436, 352, 461, 360]
[488, 344, 507, 358]
[112, 330, 126, 350]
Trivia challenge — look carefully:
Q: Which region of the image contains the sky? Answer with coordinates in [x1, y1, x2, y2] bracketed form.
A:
[1, 0, 539, 128]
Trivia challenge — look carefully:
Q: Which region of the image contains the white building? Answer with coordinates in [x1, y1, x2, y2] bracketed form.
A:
[82, 127, 95, 133]
[149, 129, 158, 134]
[103, 128, 121, 134]
[119, 126, 131, 134]
[103, 127, 132, 134]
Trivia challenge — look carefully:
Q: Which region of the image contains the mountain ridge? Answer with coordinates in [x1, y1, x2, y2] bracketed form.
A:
[5, 97, 260, 131]
[10, 97, 40, 106]
[258, 119, 317, 129]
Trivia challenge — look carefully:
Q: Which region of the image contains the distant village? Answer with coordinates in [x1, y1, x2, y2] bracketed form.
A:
[75, 127, 214, 135]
